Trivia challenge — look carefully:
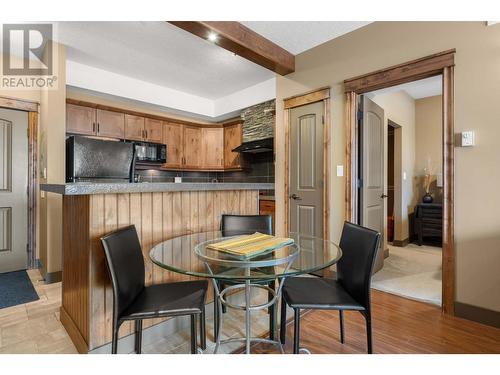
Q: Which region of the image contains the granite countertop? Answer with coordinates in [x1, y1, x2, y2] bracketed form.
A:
[40, 182, 275, 196]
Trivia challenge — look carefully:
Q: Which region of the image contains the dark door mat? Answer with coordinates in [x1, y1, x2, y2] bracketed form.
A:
[0, 270, 40, 309]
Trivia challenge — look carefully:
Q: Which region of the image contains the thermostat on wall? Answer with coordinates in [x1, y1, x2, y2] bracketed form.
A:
[461, 131, 475, 147]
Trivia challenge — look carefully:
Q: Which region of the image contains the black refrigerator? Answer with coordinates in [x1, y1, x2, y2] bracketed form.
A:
[66, 136, 135, 182]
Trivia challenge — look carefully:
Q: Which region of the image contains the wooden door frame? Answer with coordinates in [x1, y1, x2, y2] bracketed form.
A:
[0, 96, 39, 269]
[283, 87, 331, 241]
[343, 49, 456, 315]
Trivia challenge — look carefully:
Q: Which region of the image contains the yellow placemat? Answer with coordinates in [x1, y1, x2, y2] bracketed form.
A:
[207, 232, 294, 258]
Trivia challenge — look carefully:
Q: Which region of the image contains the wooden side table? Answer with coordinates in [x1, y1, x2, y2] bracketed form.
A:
[414, 203, 443, 246]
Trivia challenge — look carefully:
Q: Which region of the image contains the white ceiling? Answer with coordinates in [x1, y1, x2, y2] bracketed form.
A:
[54, 21, 372, 119]
[242, 21, 371, 54]
[56, 22, 274, 100]
[367, 75, 443, 100]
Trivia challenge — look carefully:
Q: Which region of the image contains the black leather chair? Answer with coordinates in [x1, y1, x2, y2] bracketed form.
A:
[101, 225, 208, 354]
[214, 214, 276, 340]
[280, 222, 381, 354]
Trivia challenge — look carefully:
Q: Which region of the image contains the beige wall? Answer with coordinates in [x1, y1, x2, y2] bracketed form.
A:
[275, 22, 500, 312]
[371, 91, 416, 242]
[38, 42, 66, 276]
[0, 55, 42, 103]
[415, 95, 443, 202]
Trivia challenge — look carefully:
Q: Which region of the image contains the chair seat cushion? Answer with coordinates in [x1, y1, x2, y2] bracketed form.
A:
[282, 277, 365, 310]
[121, 280, 208, 320]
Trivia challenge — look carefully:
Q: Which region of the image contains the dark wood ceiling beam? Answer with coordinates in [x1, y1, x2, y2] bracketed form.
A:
[168, 21, 295, 75]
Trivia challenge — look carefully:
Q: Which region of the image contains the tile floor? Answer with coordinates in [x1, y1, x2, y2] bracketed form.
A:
[0, 269, 277, 354]
[371, 243, 442, 305]
[0, 269, 77, 354]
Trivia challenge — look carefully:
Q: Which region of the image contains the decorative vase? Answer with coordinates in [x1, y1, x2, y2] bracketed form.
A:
[422, 193, 433, 203]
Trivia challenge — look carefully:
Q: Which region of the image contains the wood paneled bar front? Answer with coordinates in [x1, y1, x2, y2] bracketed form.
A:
[40, 183, 272, 353]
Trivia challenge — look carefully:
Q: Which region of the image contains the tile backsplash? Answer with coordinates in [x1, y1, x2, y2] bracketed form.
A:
[136, 152, 274, 184]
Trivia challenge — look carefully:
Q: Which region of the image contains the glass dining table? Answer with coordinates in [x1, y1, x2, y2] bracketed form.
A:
[149, 231, 342, 354]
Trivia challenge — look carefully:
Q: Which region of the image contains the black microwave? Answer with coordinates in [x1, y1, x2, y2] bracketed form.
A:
[133, 141, 167, 164]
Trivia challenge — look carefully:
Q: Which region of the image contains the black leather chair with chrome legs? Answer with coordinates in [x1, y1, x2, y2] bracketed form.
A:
[280, 222, 381, 354]
[101, 225, 208, 354]
[213, 214, 276, 341]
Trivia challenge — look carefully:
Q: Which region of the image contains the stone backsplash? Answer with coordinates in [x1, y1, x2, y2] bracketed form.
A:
[240, 99, 275, 142]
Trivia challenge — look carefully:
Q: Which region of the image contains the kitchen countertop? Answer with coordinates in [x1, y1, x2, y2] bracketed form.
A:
[40, 182, 275, 196]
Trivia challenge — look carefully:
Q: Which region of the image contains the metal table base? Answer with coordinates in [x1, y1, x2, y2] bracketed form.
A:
[212, 278, 286, 354]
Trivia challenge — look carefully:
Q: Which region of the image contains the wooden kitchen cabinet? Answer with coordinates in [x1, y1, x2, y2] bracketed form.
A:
[66, 104, 125, 139]
[259, 199, 276, 234]
[183, 125, 202, 168]
[66, 103, 96, 135]
[224, 122, 244, 169]
[96, 109, 125, 139]
[66, 100, 246, 172]
[124, 114, 145, 141]
[145, 118, 163, 143]
[163, 122, 184, 168]
[202, 127, 224, 169]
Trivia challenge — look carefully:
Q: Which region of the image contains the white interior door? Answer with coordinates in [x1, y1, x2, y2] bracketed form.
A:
[361, 97, 385, 272]
[0, 108, 28, 273]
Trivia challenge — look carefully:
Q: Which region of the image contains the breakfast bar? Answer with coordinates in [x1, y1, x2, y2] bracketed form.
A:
[40, 182, 273, 353]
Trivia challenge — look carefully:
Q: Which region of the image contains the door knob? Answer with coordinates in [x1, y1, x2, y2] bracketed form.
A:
[290, 194, 302, 200]
[381, 194, 388, 199]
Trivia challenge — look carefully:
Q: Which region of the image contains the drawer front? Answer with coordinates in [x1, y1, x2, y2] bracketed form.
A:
[259, 200, 275, 212]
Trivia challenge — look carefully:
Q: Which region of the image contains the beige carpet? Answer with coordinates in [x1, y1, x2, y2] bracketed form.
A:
[371, 243, 442, 306]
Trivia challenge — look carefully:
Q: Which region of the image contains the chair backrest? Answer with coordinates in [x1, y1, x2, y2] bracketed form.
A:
[221, 214, 272, 237]
[101, 225, 145, 319]
[337, 221, 381, 309]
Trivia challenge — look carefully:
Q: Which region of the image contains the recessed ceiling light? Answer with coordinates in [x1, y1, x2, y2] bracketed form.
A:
[207, 32, 218, 42]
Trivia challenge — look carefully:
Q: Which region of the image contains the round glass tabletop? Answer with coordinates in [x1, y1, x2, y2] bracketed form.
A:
[149, 231, 342, 281]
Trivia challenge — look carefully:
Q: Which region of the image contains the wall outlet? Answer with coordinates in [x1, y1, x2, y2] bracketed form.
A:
[174, 176, 182, 183]
[461, 131, 475, 147]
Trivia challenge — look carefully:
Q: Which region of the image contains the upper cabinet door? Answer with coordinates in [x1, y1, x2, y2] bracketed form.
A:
[124, 114, 145, 141]
[183, 126, 202, 168]
[163, 122, 183, 168]
[66, 104, 96, 135]
[224, 123, 243, 169]
[96, 109, 125, 139]
[202, 127, 224, 169]
[144, 118, 163, 143]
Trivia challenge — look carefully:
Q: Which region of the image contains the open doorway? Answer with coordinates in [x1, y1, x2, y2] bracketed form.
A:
[344, 49, 455, 314]
[358, 76, 443, 306]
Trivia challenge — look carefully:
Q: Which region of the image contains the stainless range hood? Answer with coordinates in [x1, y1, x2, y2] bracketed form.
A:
[232, 137, 274, 154]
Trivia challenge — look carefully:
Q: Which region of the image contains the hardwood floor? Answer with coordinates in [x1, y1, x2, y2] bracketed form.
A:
[247, 290, 500, 354]
[1, 271, 499, 354]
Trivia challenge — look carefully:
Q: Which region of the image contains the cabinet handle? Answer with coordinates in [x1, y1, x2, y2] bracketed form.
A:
[92, 122, 96, 133]
[145, 130, 148, 139]
[97, 123, 100, 134]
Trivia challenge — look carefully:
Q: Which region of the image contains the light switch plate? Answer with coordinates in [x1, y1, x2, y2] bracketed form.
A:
[336, 165, 344, 177]
[461, 131, 475, 147]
